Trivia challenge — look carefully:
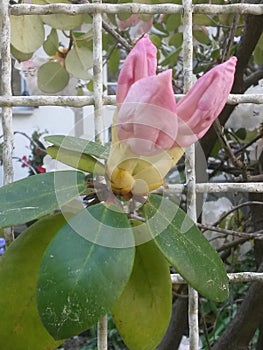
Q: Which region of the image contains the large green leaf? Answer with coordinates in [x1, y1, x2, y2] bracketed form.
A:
[111, 240, 172, 350]
[193, 29, 211, 45]
[37, 61, 69, 93]
[108, 48, 120, 74]
[0, 215, 66, 349]
[41, 13, 84, 30]
[37, 203, 135, 339]
[165, 14, 181, 32]
[43, 28, 59, 56]
[45, 135, 109, 159]
[142, 195, 229, 302]
[46, 146, 105, 175]
[10, 15, 45, 53]
[0, 171, 86, 227]
[33, 0, 84, 30]
[65, 46, 93, 79]
[11, 45, 34, 62]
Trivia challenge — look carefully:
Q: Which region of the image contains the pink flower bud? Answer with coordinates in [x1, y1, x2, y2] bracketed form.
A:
[116, 34, 157, 105]
[176, 57, 237, 147]
[117, 70, 178, 156]
[115, 36, 237, 158]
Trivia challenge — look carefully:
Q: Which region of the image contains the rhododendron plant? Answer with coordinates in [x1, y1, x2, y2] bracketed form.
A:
[0, 33, 236, 350]
[107, 34, 237, 196]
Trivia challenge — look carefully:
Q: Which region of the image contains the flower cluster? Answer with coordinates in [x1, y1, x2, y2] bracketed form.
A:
[20, 131, 47, 175]
[0, 238, 6, 256]
[106, 34, 237, 196]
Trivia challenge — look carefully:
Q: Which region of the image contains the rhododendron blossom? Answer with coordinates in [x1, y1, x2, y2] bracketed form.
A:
[107, 34, 237, 195]
[116, 34, 237, 155]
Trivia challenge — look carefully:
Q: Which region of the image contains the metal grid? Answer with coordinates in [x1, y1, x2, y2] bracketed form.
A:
[1, 1, 263, 349]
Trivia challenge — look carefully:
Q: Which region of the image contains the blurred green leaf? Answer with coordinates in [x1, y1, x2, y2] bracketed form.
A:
[169, 32, 183, 47]
[193, 14, 214, 26]
[160, 49, 181, 67]
[112, 239, 172, 350]
[0, 171, 86, 227]
[193, 29, 211, 45]
[37, 61, 69, 93]
[116, 0, 131, 21]
[43, 28, 59, 56]
[65, 46, 93, 79]
[10, 15, 45, 53]
[45, 135, 109, 159]
[149, 34, 162, 47]
[11, 45, 34, 61]
[235, 128, 247, 140]
[0, 215, 65, 349]
[34, 0, 84, 30]
[46, 146, 105, 175]
[165, 14, 181, 32]
[37, 203, 135, 339]
[108, 48, 120, 74]
[142, 195, 229, 302]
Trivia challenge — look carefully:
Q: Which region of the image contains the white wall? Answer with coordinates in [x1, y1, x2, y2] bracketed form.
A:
[0, 104, 115, 186]
[0, 106, 74, 185]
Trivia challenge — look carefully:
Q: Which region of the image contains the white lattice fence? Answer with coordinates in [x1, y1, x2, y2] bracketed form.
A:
[1, 1, 263, 349]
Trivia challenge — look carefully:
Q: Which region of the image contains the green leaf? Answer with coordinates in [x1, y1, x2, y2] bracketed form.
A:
[142, 195, 229, 302]
[193, 29, 211, 45]
[116, 0, 131, 22]
[10, 15, 45, 53]
[165, 14, 181, 32]
[72, 30, 93, 48]
[0, 171, 86, 227]
[37, 203, 135, 339]
[193, 14, 214, 26]
[11, 45, 33, 62]
[108, 48, 120, 74]
[149, 34, 162, 48]
[43, 28, 59, 56]
[0, 215, 65, 349]
[112, 240, 172, 350]
[33, 0, 84, 30]
[46, 146, 105, 175]
[37, 61, 70, 93]
[41, 14, 83, 30]
[169, 32, 183, 47]
[65, 46, 93, 79]
[44, 135, 109, 159]
[160, 49, 181, 67]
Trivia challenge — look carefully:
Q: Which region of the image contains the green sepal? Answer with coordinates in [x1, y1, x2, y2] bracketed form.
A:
[46, 145, 105, 175]
[45, 135, 109, 159]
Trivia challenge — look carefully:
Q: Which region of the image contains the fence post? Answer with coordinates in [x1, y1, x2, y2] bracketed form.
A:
[0, 0, 15, 246]
[92, 0, 108, 348]
[182, 0, 200, 348]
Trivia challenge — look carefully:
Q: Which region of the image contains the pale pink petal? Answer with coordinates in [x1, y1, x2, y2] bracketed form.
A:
[129, 18, 153, 40]
[176, 57, 237, 147]
[117, 15, 141, 31]
[117, 70, 178, 155]
[116, 34, 157, 104]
